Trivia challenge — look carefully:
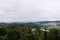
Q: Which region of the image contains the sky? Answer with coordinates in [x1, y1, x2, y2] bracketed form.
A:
[0, 0, 60, 22]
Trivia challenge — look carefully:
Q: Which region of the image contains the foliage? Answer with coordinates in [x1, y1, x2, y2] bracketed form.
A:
[0, 25, 60, 40]
[48, 28, 60, 40]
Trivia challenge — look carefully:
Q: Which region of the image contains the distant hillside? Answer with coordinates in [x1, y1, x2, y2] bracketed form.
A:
[37, 21, 60, 29]
[0, 21, 60, 29]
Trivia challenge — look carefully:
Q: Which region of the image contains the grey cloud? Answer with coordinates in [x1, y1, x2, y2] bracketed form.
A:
[0, 0, 60, 22]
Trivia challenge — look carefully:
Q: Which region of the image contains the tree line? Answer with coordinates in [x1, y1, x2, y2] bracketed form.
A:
[0, 24, 60, 40]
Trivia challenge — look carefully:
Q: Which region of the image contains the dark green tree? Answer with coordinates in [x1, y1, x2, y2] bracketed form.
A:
[48, 28, 60, 40]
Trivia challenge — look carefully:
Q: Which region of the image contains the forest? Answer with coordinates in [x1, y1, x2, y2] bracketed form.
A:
[0, 23, 60, 40]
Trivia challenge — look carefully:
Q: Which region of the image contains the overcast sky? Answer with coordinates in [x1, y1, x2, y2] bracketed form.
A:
[0, 0, 60, 22]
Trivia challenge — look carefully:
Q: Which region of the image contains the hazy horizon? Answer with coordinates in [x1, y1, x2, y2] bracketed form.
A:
[0, 0, 60, 22]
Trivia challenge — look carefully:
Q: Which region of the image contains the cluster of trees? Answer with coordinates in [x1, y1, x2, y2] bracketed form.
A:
[0, 25, 60, 40]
